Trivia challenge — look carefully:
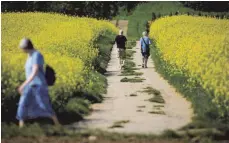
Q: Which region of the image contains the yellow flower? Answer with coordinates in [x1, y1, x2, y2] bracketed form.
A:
[2, 12, 118, 99]
[150, 15, 229, 116]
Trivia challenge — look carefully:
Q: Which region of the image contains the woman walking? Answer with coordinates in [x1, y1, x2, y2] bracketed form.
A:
[140, 31, 151, 68]
[17, 38, 59, 127]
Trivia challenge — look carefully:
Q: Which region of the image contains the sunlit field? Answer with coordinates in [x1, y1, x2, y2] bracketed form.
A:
[150, 15, 229, 117]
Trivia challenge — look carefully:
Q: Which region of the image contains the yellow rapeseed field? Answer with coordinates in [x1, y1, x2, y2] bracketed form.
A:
[2, 12, 118, 100]
[150, 15, 229, 116]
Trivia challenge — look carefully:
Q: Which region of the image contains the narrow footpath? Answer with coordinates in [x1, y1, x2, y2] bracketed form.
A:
[72, 20, 193, 134]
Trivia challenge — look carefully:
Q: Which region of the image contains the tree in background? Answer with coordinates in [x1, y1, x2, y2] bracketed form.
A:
[2, 1, 228, 19]
[182, 1, 229, 12]
[1, 1, 140, 19]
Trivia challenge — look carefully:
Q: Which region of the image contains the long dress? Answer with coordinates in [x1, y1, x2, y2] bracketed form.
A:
[16, 50, 55, 120]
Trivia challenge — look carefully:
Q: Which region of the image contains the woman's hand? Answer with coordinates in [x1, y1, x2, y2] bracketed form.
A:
[18, 84, 25, 95]
[17, 64, 39, 95]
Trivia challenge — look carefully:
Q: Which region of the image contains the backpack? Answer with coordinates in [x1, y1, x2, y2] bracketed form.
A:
[44, 65, 56, 86]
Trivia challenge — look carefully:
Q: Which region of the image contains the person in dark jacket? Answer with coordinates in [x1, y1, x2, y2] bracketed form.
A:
[115, 29, 127, 69]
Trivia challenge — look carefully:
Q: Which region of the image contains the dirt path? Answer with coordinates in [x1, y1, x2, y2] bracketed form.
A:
[72, 21, 193, 134]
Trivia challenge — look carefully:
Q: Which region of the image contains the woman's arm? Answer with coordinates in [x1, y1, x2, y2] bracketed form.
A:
[18, 64, 39, 94]
[148, 38, 152, 45]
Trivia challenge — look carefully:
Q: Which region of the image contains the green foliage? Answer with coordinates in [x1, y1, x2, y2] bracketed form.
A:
[2, 123, 45, 138]
[94, 31, 116, 74]
[122, 60, 136, 70]
[119, 46, 143, 76]
[150, 16, 229, 119]
[148, 96, 165, 104]
[1, 2, 124, 19]
[182, 2, 229, 12]
[141, 87, 164, 104]
[150, 40, 229, 126]
[113, 6, 129, 20]
[127, 2, 194, 40]
[130, 93, 138, 97]
[119, 71, 143, 76]
[126, 1, 229, 40]
[2, 123, 72, 138]
[1, 13, 116, 123]
[65, 98, 90, 116]
[141, 86, 161, 96]
[120, 77, 145, 83]
[153, 105, 164, 108]
[148, 110, 165, 115]
[125, 50, 136, 60]
[109, 120, 130, 128]
[137, 105, 146, 108]
[161, 130, 181, 138]
[2, 123, 229, 142]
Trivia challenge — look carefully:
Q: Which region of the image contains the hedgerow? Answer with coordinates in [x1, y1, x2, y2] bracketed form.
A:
[149, 15, 229, 119]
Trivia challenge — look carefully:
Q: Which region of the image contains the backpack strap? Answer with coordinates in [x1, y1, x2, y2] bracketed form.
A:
[142, 37, 149, 46]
